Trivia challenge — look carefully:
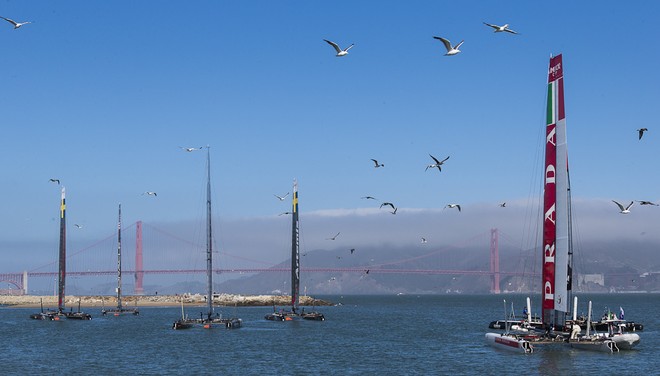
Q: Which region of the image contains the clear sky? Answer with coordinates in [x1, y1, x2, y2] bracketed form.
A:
[2, 1, 659, 274]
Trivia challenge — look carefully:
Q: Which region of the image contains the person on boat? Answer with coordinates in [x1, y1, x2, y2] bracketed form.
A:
[522, 307, 528, 317]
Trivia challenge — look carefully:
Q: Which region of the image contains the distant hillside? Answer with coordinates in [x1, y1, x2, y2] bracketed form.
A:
[216, 239, 660, 295]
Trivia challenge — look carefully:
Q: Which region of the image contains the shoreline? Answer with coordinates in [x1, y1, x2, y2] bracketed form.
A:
[0, 294, 333, 308]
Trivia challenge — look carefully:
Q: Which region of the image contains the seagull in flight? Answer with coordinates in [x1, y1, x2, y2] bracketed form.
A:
[637, 128, 648, 140]
[323, 39, 354, 57]
[426, 154, 450, 172]
[421, 237, 428, 244]
[142, 191, 157, 197]
[612, 200, 634, 214]
[380, 202, 396, 211]
[445, 204, 461, 212]
[483, 22, 519, 34]
[361, 196, 378, 200]
[49, 178, 60, 185]
[499, 202, 506, 207]
[1, 17, 32, 29]
[278, 211, 292, 216]
[636, 200, 658, 206]
[274, 192, 290, 201]
[433, 36, 464, 56]
[74, 224, 83, 229]
[179, 146, 203, 152]
[350, 248, 355, 254]
[326, 232, 340, 240]
[370, 159, 384, 168]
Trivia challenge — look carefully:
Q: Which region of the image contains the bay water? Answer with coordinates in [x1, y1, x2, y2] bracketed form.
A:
[1, 294, 657, 375]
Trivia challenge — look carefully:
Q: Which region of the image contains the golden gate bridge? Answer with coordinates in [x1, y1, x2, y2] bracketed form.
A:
[1, 222, 525, 295]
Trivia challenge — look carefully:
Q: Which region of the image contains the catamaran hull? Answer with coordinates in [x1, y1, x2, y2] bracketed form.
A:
[570, 339, 619, 353]
[485, 333, 533, 353]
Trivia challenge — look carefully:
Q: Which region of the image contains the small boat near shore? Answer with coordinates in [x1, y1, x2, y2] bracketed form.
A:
[101, 204, 139, 317]
[171, 147, 242, 330]
[265, 179, 324, 322]
[30, 187, 91, 321]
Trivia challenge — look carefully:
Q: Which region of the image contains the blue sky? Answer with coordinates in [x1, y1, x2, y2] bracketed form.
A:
[2, 1, 659, 275]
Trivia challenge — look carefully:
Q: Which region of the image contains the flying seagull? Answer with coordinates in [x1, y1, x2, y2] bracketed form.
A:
[179, 146, 203, 152]
[274, 192, 290, 201]
[1, 17, 32, 29]
[499, 202, 506, 207]
[323, 39, 354, 57]
[637, 128, 648, 140]
[350, 248, 355, 254]
[278, 211, 292, 216]
[361, 196, 378, 200]
[380, 202, 396, 211]
[74, 224, 83, 229]
[142, 191, 157, 197]
[637, 200, 659, 206]
[49, 178, 60, 184]
[433, 36, 464, 56]
[612, 200, 634, 214]
[483, 22, 519, 34]
[421, 237, 428, 244]
[426, 154, 450, 172]
[370, 159, 384, 168]
[445, 204, 461, 212]
[326, 232, 340, 240]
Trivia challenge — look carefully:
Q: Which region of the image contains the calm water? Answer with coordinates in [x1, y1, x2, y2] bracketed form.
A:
[1, 294, 658, 375]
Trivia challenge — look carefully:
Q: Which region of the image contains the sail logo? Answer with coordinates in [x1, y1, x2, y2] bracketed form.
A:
[548, 62, 562, 79]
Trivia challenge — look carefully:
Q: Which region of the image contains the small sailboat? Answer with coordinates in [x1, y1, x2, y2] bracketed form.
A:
[265, 179, 325, 322]
[171, 147, 242, 330]
[30, 187, 91, 320]
[102, 204, 139, 316]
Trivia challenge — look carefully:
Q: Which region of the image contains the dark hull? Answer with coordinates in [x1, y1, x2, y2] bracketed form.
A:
[172, 317, 242, 330]
[102, 308, 140, 316]
[265, 310, 325, 321]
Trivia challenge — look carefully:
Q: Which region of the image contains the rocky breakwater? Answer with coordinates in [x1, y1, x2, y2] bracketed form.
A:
[0, 294, 332, 308]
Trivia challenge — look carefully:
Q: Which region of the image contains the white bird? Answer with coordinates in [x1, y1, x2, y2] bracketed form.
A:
[421, 237, 427, 244]
[371, 159, 384, 168]
[74, 224, 83, 229]
[142, 191, 157, 197]
[1, 17, 32, 29]
[179, 146, 203, 152]
[323, 39, 354, 57]
[499, 202, 506, 207]
[326, 232, 340, 240]
[445, 204, 461, 212]
[612, 200, 634, 214]
[483, 22, 519, 34]
[426, 154, 450, 172]
[274, 192, 290, 201]
[433, 36, 464, 56]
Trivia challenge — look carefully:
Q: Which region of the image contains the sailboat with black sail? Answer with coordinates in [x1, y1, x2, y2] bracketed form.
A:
[172, 147, 242, 330]
[30, 187, 91, 320]
[265, 179, 324, 321]
[102, 204, 139, 316]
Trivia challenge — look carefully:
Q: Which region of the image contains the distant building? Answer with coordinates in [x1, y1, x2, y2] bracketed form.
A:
[577, 273, 605, 287]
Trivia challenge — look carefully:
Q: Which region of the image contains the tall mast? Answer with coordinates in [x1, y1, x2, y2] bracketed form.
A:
[57, 187, 66, 312]
[291, 179, 300, 311]
[542, 54, 570, 328]
[116, 203, 123, 310]
[206, 147, 213, 319]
